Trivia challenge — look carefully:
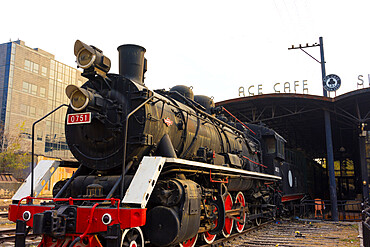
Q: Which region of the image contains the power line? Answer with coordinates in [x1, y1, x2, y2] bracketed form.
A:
[288, 42, 321, 64]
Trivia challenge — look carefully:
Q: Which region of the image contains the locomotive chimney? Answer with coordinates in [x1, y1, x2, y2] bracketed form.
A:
[117, 44, 147, 86]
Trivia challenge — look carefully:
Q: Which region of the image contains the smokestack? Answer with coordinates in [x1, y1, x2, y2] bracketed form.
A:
[117, 44, 146, 85]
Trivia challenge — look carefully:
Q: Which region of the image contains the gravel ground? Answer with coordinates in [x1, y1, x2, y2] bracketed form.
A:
[224, 219, 361, 247]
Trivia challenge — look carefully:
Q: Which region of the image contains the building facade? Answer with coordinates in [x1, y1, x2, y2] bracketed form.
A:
[0, 40, 86, 160]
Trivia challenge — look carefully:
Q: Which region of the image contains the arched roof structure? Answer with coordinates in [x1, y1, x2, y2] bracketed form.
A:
[217, 88, 370, 159]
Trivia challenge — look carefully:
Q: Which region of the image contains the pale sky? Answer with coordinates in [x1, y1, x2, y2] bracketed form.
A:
[2, 0, 370, 102]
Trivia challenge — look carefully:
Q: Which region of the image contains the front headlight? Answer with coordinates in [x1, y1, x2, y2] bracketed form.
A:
[74, 40, 111, 77]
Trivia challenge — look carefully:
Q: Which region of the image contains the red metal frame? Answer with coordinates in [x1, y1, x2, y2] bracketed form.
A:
[281, 193, 305, 202]
[9, 196, 146, 234]
[209, 170, 228, 183]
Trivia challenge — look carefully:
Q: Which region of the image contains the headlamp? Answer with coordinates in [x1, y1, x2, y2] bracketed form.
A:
[76, 48, 96, 69]
[66, 85, 105, 111]
[74, 40, 111, 77]
[66, 85, 91, 111]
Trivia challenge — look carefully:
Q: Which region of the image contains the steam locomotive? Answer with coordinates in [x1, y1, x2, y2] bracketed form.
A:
[9, 40, 307, 247]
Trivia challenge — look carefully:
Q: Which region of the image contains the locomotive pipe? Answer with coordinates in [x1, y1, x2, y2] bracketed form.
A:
[106, 161, 133, 199]
[121, 95, 156, 200]
[68, 203, 99, 247]
[30, 104, 68, 199]
[117, 44, 147, 85]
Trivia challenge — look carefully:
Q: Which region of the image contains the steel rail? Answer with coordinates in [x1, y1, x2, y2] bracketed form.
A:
[198, 220, 273, 247]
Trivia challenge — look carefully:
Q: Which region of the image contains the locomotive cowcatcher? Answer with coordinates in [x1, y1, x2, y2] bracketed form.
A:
[8, 40, 283, 247]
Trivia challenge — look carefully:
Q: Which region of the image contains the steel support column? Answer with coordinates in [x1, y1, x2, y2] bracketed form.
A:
[323, 110, 339, 221]
[359, 125, 369, 202]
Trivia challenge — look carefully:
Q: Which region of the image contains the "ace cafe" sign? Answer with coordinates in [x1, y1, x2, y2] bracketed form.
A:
[239, 80, 309, 97]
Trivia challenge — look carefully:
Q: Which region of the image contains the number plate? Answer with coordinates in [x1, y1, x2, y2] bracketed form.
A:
[67, 112, 91, 125]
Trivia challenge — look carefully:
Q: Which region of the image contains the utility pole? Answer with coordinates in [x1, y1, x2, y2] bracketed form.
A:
[288, 37, 339, 221]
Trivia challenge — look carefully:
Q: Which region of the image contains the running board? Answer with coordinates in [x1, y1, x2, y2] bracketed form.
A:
[122, 156, 281, 209]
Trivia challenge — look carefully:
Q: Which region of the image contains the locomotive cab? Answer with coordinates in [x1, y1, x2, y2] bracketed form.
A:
[247, 124, 286, 177]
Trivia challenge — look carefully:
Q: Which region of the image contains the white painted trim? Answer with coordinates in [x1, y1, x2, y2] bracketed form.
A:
[12, 160, 60, 201]
[165, 157, 282, 180]
[122, 157, 166, 208]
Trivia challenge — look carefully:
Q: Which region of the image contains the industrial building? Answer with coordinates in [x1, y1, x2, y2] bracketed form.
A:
[0, 40, 86, 160]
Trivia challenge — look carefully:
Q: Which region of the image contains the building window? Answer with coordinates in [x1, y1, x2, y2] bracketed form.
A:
[37, 130, 43, 141]
[22, 81, 29, 93]
[50, 69, 55, 79]
[24, 59, 31, 71]
[37, 108, 44, 117]
[22, 82, 38, 96]
[42, 66, 47, 77]
[29, 106, 36, 117]
[58, 63, 63, 74]
[57, 72, 62, 82]
[20, 104, 27, 115]
[40, 87, 46, 97]
[33, 63, 39, 74]
[31, 84, 37, 95]
[24, 60, 40, 75]
[19, 104, 39, 118]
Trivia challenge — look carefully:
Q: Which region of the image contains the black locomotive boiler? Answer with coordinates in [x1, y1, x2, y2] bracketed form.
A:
[9, 41, 283, 247]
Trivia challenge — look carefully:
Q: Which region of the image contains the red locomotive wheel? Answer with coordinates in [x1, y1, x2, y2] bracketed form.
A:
[222, 192, 234, 238]
[179, 234, 198, 247]
[202, 232, 217, 244]
[234, 191, 246, 233]
[202, 201, 219, 244]
[121, 227, 144, 247]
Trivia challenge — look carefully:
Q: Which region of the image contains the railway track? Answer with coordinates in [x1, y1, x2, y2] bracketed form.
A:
[220, 220, 360, 247]
[0, 221, 274, 247]
[0, 211, 8, 218]
[0, 218, 360, 246]
[199, 220, 273, 247]
[0, 206, 30, 245]
[0, 228, 41, 246]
